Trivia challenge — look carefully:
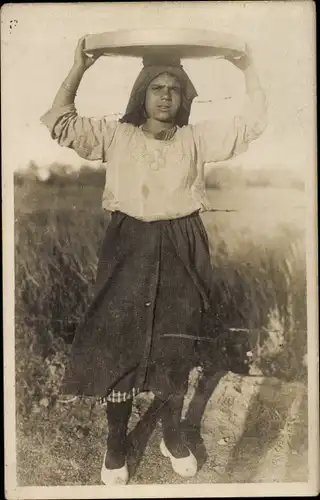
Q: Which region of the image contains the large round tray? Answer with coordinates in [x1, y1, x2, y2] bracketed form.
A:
[84, 29, 246, 59]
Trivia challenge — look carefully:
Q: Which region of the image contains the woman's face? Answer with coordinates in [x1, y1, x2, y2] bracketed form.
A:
[145, 73, 182, 124]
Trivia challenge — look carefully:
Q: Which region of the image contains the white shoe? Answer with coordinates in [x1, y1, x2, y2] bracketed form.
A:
[101, 451, 129, 485]
[160, 439, 197, 477]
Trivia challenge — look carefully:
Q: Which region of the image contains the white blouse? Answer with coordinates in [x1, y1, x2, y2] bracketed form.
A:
[41, 103, 267, 221]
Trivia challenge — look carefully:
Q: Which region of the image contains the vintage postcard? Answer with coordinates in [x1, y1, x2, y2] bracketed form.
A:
[2, 2, 319, 498]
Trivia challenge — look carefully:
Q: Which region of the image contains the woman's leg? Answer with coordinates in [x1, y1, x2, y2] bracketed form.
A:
[158, 389, 198, 478]
[105, 399, 133, 469]
[160, 391, 190, 459]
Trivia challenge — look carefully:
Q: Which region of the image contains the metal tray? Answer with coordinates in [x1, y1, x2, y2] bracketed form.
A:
[84, 28, 246, 59]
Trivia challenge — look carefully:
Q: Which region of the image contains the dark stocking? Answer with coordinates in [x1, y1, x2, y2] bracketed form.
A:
[160, 393, 190, 459]
[105, 399, 133, 469]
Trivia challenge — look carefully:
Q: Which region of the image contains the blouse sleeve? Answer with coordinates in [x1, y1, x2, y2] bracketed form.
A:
[40, 104, 119, 162]
[192, 100, 268, 163]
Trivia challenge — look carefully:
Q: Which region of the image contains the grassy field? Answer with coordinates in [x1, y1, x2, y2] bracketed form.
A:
[14, 165, 308, 485]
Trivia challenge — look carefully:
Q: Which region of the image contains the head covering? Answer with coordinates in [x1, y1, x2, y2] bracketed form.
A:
[120, 53, 198, 127]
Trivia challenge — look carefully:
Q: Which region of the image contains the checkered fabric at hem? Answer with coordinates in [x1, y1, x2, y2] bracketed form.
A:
[97, 387, 140, 405]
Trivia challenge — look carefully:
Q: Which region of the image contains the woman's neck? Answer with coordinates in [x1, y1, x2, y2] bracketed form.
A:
[143, 118, 175, 138]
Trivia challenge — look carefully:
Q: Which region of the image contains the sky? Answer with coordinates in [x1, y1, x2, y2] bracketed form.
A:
[1, 1, 316, 177]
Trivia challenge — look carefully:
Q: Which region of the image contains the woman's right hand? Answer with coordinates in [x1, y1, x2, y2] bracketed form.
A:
[73, 35, 101, 72]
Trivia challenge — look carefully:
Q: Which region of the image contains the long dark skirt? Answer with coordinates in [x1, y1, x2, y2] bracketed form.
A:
[62, 210, 216, 400]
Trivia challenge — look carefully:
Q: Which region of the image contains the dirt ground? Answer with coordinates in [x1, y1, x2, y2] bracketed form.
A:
[16, 371, 308, 486]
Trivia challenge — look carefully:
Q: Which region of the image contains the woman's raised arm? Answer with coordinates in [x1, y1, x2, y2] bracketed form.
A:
[52, 36, 100, 108]
[41, 36, 119, 162]
[192, 44, 268, 164]
[225, 44, 267, 127]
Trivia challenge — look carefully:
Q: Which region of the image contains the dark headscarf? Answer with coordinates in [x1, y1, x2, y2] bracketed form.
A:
[120, 54, 198, 127]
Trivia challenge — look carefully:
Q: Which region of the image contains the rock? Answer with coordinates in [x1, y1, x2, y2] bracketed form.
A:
[217, 437, 229, 446]
[39, 397, 49, 408]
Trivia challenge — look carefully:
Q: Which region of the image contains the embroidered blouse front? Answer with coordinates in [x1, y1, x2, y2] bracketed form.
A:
[41, 103, 267, 221]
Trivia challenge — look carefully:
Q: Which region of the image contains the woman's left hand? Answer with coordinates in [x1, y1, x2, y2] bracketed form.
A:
[224, 43, 253, 71]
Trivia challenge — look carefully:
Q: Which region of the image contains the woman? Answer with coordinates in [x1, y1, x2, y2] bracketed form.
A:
[41, 35, 267, 485]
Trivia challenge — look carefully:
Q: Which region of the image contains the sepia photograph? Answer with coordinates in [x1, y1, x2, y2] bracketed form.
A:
[2, 1, 318, 498]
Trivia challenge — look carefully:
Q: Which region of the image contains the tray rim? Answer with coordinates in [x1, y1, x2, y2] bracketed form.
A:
[83, 28, 246, 58]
